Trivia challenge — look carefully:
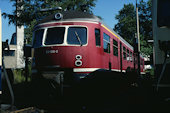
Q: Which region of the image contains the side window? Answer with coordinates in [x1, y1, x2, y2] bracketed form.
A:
[95, 29, 101, 46]
[103, 33, 110, 53]
[127, 49, 129, 61]
[130, 51, 133, 62]
[113, 39, 118, 56]
[123, 46, 126, 60]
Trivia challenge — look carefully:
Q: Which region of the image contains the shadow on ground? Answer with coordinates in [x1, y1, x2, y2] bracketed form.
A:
[1, 70, 170, 112]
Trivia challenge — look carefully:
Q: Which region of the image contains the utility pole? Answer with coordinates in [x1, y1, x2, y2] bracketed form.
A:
[16, 0, 25, 69]
[136, 0, 141, 76]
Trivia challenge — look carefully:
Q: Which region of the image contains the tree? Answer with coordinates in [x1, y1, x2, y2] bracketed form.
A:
[2, 0, 97, 43]
[114, 4, 136, 45]
[138, 0, 153, 56]
[114, 0, 152, 56]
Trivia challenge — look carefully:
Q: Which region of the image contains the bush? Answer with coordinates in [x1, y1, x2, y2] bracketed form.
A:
[145, 68, 154, 79]
[13, 69, 31, 84]
[13, 69, 25, 84]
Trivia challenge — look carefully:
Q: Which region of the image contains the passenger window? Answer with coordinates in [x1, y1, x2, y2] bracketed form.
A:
[103, 33, 110, 53]
[130, 51, 133, 62]
[123, 46, 126, 60]
[127, 49, 129, 61]
[95, 29, 101, 46]
[113, 39, 118, 56]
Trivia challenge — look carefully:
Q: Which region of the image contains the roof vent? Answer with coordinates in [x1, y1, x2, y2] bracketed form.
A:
[54, 13, 63, 20]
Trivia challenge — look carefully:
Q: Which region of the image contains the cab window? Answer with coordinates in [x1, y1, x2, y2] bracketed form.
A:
[45, 27, 65, 45]
[67, 27, 87, 45]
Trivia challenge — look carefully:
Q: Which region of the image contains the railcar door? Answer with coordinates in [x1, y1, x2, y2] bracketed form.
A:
[120, 42, 122, 72]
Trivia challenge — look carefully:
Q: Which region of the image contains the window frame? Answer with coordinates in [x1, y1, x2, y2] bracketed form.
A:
[38, 25, 88, 47]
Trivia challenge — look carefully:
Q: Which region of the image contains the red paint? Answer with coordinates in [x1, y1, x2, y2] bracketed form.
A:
[33, 21, 144, 74]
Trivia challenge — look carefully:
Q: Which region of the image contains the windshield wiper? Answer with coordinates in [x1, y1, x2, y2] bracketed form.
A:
[74, 31, 82, 46]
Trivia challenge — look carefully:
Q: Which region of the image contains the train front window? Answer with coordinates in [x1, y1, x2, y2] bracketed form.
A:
[33, 29, 44, 48]
[67, 27, 87, 45]
[45, 27, 65, 45]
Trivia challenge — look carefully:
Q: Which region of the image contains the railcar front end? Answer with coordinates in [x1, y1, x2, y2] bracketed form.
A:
[32, 20, 101, 84]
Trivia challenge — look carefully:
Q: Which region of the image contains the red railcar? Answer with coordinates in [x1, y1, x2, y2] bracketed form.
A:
[32, 11, 144, 83]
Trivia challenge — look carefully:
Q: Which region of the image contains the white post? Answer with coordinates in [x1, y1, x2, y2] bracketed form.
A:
[16, 0, 25, 68]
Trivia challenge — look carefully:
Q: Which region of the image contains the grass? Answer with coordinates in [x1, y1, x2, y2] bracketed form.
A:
[13, 66, 31, 84]
[13, 69, 26, 84]
[0, 109, 6, 113]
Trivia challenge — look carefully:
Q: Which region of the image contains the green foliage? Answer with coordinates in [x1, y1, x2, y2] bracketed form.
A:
[140, 34, 152, 56]
[13, 69, 25, 84]
[145, 68, 154, 79]
[24, 19, 37, 44]
[114, 0, 152, 56]
[114, 4, 136, 45]
[62, 0, 96, 13]
[2, 0, 97, 44]
[2, 0, 97, 27]
[13, 64, 32, 84]
[150, 68, 154, 76]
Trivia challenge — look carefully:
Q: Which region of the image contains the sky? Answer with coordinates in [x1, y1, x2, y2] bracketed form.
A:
[0, 0, 141, 41]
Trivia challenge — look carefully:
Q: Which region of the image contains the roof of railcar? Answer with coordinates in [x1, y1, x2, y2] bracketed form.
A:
[36, 11, 133, 50]
[37, 11, 100, 24]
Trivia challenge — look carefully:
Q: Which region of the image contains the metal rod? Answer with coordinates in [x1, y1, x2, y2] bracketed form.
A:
[2, 57, 15, 110]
